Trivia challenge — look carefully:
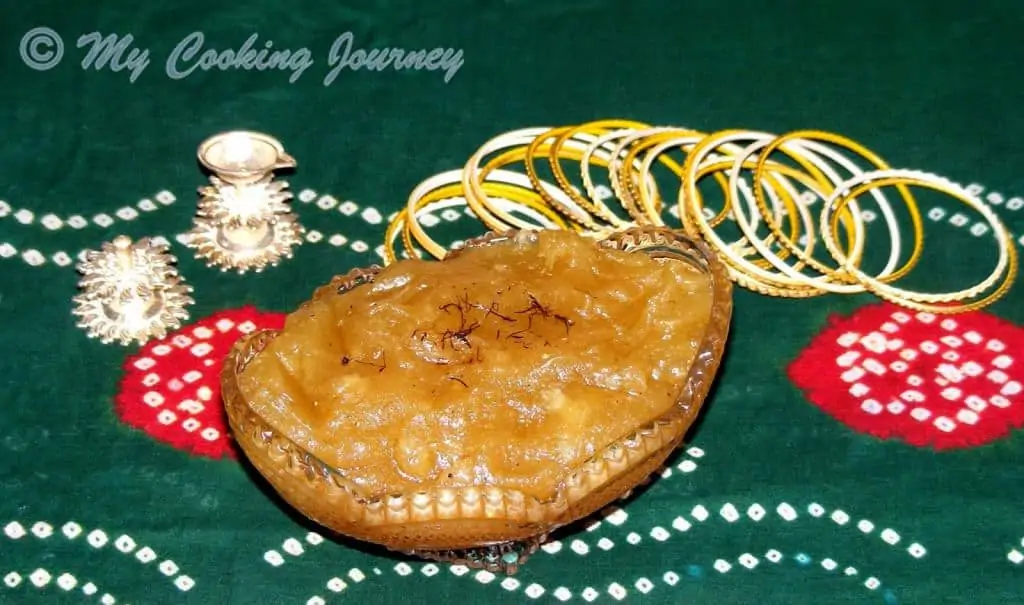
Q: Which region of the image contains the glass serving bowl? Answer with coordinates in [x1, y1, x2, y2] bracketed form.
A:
[221, 225, 733, 574]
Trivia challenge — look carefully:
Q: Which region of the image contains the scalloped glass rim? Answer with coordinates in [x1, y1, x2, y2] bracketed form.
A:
[222, 226, 733, 551]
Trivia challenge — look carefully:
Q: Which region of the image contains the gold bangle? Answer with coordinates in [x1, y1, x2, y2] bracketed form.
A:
[695, 156, 826, 274]
[606, 128, 683, 223]
[719, 133, 917, 291]
[698, 156, 866, 293]
[720, 154, 875, 292]
[685, 131, 852, 269]
[385, 183, 565, 263]
[523, 126, 613, 232]
[751, 130, 923, 284]
[819, 170, 1015, 311]
[418, 189, 568, 260]
[386, 122, 1006, 314]
[680, 130, 861, 297]
[486, 133, 650, 237]
[578, 128, 654, 222]
[403, 167, 574, 260]
[463, 127, 610, 231]
[716, 134, 872, 284]
[461, 128, 585, 233]
[484, 145, 610, 232]
[628, 131, 826, 270]
[481, 144, 593, 229]
[546, 119, 652, 227]
[722, 136, 894, 286]
[617, 129, 725, 227]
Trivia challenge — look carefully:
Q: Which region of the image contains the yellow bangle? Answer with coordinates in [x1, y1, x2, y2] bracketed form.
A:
[681, 130, 862, 297]
[695, 157, 865, 294]
[480, 145, 595, 230]
[752, 130, 924, 284]
[487, 132, 658, 237]
[720, 154, 874, 292]
[722, 136, 891, 286]
[710, 133, 871, 284]
[605, 128, 682, 223]
[616, 129, 727, 227]
[522, 126, 616, 232]
[402, 167, 574, 260]
[414, 189, 566, 261]
[460, 128, 573, 233]
[819, 170, 1015, 311]
[698, 130, 895, 283]
[578, 128, 657, 223]
[385, 183, 565, 263]
[384, 122, 1009, 314]
[693, 157, 826, 274]
[466, 127, 637, 236]
[546, 119, 653, 227]
[486, 147, 617, 235]
[627, 131, 826, 269]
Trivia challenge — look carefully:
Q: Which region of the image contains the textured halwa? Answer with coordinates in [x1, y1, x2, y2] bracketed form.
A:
[238, 230, 713, 500]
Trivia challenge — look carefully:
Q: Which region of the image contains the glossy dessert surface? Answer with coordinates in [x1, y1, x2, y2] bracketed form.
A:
[223, 227, 732, 555]
[238, 230, 714, 501]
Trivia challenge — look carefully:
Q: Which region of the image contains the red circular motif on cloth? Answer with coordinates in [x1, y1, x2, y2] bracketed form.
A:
[788, 303, 1024, 449]
[116, 306, 286, 458]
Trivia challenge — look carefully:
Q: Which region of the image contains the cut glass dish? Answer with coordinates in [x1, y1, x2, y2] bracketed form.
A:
[221, 226, 733, 574]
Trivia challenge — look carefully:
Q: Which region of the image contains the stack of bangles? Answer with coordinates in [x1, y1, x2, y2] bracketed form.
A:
[383, 119, 1017, 314]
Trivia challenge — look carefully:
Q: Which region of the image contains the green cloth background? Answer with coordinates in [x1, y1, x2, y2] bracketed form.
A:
[1, 1, 1023, 603]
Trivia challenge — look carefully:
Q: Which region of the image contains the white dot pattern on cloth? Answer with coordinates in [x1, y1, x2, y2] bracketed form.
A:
[3, 178, 1013, 601]
[259, 437, 928, 603]
[0, 187, 395, 268]
[282, 467, 927, 603]
[6, 183, 1021, 270]
[2, 518, 194, 593]
[296, 547, 891, 603]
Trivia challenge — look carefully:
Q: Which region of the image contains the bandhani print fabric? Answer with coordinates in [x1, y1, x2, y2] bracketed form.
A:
[3, 174, 1024, 604]
[116, 307, 286, 459]
[1, 162, 1023, 604]
[789, 304, 1024, 450]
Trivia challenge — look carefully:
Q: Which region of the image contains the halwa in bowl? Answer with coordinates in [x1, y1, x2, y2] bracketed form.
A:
[222, 226, 733, 573]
